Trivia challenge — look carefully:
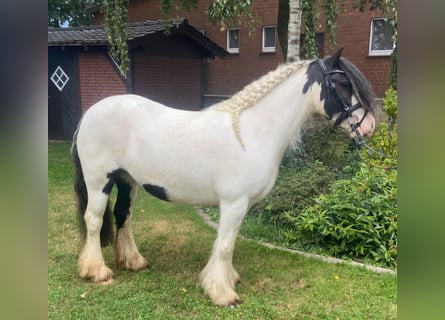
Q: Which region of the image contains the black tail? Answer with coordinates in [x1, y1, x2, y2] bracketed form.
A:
[71, 128, 114, 247]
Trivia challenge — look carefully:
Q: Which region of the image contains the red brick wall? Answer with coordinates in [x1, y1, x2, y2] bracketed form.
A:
[95, 0, 285, 97]
[205, 1, 285, 96]
[331, 0, 392, 97]
[94, 0, 392, 98]
[78, 52, 127, 113]
[133, 54, 202, 110]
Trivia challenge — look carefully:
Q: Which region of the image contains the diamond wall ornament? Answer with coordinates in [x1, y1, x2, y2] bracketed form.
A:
[51, 66, 70, 91]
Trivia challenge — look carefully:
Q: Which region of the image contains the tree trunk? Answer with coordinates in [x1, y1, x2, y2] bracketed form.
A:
[286, 0, 302, 62]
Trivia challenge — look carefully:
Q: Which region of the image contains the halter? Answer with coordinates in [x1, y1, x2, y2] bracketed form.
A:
[317, 58, 368, 129]
[317, 59, 386, 158]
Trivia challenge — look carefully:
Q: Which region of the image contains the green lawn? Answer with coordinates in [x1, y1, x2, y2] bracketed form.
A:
[48, 141, 396, 319]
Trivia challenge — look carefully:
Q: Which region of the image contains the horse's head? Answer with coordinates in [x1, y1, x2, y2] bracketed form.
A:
[304, 48, 377, 138]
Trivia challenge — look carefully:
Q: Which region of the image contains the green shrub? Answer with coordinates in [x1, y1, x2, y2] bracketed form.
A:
[354, 89, 397, 173]
[383, 88, 397, 123]
[283, 123, 354, 172]
[284, 164, 397, 268]
[279, 89, 398, 267]
[359, 122, 397, 171]
[283, 89, 398, 268]
[249, 161, 334, 226]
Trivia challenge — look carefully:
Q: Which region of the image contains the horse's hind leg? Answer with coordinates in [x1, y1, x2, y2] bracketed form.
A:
[114, 178, 149, 271]
[200, 197, 248, 306]
[78, 189, 114, 282]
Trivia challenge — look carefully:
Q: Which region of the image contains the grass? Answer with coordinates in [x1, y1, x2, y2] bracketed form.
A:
[48, 141, 396, 319]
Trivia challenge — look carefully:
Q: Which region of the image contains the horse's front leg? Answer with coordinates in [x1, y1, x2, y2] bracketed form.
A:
[200, 197, 249, 306]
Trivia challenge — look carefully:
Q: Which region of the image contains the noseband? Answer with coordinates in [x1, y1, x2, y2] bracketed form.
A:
[317, 59, 368, 133]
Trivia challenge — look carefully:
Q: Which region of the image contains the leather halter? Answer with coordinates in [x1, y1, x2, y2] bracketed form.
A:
[317, 59, 367, 129]
[316, 59, 389, 158]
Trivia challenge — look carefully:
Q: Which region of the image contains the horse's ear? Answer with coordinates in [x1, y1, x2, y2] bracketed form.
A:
[327, 47, 344, 67]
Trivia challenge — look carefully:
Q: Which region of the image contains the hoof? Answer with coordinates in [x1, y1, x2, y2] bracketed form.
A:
[213, 290, 242, 307]
[78, 261, 114, 283]
[201, 277, 242, 307]
[116, 253, 149, 271]
[100, 278, 115, 285]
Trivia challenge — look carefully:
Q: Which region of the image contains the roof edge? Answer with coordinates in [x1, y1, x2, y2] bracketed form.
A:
[48, 19, 228, 58]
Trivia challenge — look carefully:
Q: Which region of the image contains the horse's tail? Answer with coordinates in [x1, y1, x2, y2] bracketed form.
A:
[71, 126, 114, 247]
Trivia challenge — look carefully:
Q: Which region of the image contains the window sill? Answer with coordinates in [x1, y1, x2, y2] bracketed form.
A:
[259, 51, 276, 56]
[368, 51, 393, 57]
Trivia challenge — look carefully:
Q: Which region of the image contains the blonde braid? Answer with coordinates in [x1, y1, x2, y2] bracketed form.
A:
[212, 61, 310, 147]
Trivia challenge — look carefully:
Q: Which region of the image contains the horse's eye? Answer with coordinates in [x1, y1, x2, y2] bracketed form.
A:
[332, 74, 350, 86]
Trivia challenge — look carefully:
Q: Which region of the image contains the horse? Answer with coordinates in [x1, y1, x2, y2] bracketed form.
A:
[71, 48, 376, 306]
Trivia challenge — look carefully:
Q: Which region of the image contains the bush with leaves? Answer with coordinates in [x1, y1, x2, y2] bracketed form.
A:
[249, 161, 335, 226]
[383, 87, 397, 123]
[358, 88, 397, 169]
[284, 164, 397, 267]
[283, 122, 354, 172]
[358, 121, 397, 171]
[284, 90, 398, 268]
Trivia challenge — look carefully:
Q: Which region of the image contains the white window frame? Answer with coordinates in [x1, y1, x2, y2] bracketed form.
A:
[369, 18, 395, 56]
[227, 28, 240, 54]
[262, 26, 276, 53]
[50, 66, 70, 91]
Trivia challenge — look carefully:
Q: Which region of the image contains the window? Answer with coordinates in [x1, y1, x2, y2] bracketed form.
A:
[227, 28, 240, 54]
[369, 18, 395, 56]
[262, 26, 276, 53]
[50, 66, 69, 91]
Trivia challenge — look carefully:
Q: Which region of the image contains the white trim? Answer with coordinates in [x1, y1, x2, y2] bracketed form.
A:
[227, 28, 240, 54]
[262, 26, 276, 53]
[50, 66, 69, 91]
[369, 18, 394, 56]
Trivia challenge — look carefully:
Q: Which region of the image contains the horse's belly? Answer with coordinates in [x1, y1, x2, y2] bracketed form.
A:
[142, 179, 219, 205]
[131, 162, 219, 205]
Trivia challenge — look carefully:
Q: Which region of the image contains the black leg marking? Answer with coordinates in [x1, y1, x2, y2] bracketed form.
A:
[102, 168, 133, 229]
[102, 168, 128, 195]
[102, 176, 115, 195]
[114, 179, 132, 229]
[143, 184, 169, 202]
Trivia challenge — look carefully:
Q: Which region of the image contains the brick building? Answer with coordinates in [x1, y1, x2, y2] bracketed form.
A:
[90, 0, 394, 100]
[48, 20, 226, 139]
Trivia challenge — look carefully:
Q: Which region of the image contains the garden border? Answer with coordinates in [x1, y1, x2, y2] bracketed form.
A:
[197, 208, 396, 275]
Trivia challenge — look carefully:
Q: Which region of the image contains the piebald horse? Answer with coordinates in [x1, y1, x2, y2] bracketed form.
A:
[72, 48, 376, 306]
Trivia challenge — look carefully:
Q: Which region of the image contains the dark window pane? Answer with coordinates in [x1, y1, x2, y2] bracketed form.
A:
[229, 29, 239, 49]
[264, 27, 276, 48]
[371, 19, 394, 51]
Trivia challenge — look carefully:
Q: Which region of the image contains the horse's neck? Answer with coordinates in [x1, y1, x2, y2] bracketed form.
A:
[242, 68, 315, 153]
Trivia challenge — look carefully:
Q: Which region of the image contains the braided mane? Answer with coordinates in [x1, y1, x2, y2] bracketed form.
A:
[211, 60, 311, 147]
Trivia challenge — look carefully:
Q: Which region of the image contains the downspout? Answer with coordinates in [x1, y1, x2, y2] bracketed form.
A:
[128, 51, 135, 94]
[200, 57, 208, 109]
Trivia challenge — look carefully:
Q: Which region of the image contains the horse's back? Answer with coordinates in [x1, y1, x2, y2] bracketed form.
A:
[75, 95, 223, 203]
[78, 94, 178, 144]
[76, 94, 168, 173]
[82, 94, 171, 123]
